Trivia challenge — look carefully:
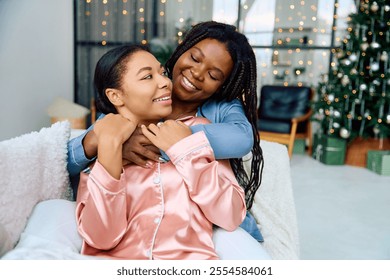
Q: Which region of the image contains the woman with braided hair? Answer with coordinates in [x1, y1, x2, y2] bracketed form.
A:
[68, 21, 268, 259]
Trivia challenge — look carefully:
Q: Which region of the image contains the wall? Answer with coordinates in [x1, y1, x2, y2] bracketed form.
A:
[0, 0, 74, 141]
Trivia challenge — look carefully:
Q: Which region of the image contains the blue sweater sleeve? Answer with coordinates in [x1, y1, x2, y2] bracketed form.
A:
[191, 99, 253, 159]
[66, 115, 104, 177]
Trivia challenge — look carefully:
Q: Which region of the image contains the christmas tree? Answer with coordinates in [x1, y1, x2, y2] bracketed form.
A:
[312, 0, 390, 142]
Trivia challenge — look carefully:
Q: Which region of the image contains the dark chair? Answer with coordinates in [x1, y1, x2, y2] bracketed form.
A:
[257, 85, 313, 158]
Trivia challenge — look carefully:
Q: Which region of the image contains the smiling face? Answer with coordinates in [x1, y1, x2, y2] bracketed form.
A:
[171, 38, 234, 108]
[110, 50, 173, 124]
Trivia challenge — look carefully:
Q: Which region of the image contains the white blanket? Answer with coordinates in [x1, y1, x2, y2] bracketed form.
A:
[250, 140, 300, 259]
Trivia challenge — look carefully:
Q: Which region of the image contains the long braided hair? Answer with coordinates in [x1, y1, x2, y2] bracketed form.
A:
[165, 21, 264, 210]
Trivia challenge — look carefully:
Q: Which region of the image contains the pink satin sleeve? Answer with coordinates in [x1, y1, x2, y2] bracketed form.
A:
[166, 131, 246, 231]
[76, 162, 128, 250]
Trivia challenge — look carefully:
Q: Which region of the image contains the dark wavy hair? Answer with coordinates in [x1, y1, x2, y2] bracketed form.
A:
[94, 44, 148, 114]
[166, 21, 264, 210]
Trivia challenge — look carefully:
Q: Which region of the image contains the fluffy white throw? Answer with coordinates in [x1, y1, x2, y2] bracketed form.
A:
[0, 121, 71, 249]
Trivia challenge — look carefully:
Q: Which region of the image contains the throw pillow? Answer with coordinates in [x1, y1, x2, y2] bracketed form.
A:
[0, 121, 71, 251]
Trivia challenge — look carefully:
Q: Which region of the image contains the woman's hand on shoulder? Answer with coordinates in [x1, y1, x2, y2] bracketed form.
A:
[94, 113, 136, 146]
[141, 120, 192, 152]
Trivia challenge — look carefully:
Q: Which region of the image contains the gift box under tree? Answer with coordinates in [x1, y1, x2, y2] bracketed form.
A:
[312, 134, 347, 165]
[366, 150, 390, 176]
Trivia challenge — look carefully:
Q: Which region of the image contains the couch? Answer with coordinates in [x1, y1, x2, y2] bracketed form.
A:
[0, 121, 299, 260]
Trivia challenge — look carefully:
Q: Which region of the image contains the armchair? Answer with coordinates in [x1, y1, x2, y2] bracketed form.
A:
[257, 85, 313, 158]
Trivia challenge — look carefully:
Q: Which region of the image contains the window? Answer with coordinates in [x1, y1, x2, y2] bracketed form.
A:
[74, 0, 356, 114]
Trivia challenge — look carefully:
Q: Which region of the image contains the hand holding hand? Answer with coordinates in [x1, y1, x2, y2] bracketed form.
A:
[122, 126, 161, 167]
[141, 120, 192, 152]
[93, 113, 136, 146]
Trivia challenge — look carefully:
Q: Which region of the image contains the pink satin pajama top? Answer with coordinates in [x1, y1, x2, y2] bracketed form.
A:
[76, 116, 246, 260]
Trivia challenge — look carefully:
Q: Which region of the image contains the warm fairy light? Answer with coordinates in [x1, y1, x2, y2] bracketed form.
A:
[140, 29, 145, 34]
[86, 0, 91, 3]
[102, 0, 108, 4]
[139, 8, 144, 13]
[161, 0, 166, 3]
[177, 31, 183, 36]
[102, 40, 107, 45]
[160, 11, 165, 16]
[85, 11, 90, 16]
[243, 5, 248, 9]
[179, 18, 184, 23]
[139, 17, 145, 22]
[283, 81, 289, 86]
[312, 16, 317, 21]
[290, 5, 295, 9]
[278, 28, 283, 33]
[141, 40, 147, 45]
[102, 31, 107, 36]
[102, 20, 107, 26]
[122, 10, 127, 15]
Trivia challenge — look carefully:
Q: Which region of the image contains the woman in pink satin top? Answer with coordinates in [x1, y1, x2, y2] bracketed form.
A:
[76, 45, 246, 260]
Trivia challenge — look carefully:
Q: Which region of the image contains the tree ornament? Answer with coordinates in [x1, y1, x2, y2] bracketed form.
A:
[370, 41, 381, 49]
[350, 68, 358, 75]
[360, 42, 369, 51]
[341, 58, 351, 66]
[333, 110, 341, 118]
[359, 84, 367, 91]
[386, 114, 390, 124]
[341, 75, 350, 86]
[371, 62, 380, 71]
[333, 122, 340, 129]
[380, 51, 388, 61]
[370, 2, 379, 13]
[340, 127, 351, 138]
[385, 5, 390, 12]
[349, 53, 358, 62]
[373, 125, 380, 136]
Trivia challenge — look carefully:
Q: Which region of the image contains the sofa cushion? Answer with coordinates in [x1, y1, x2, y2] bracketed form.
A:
[0, 121, 71, 253]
